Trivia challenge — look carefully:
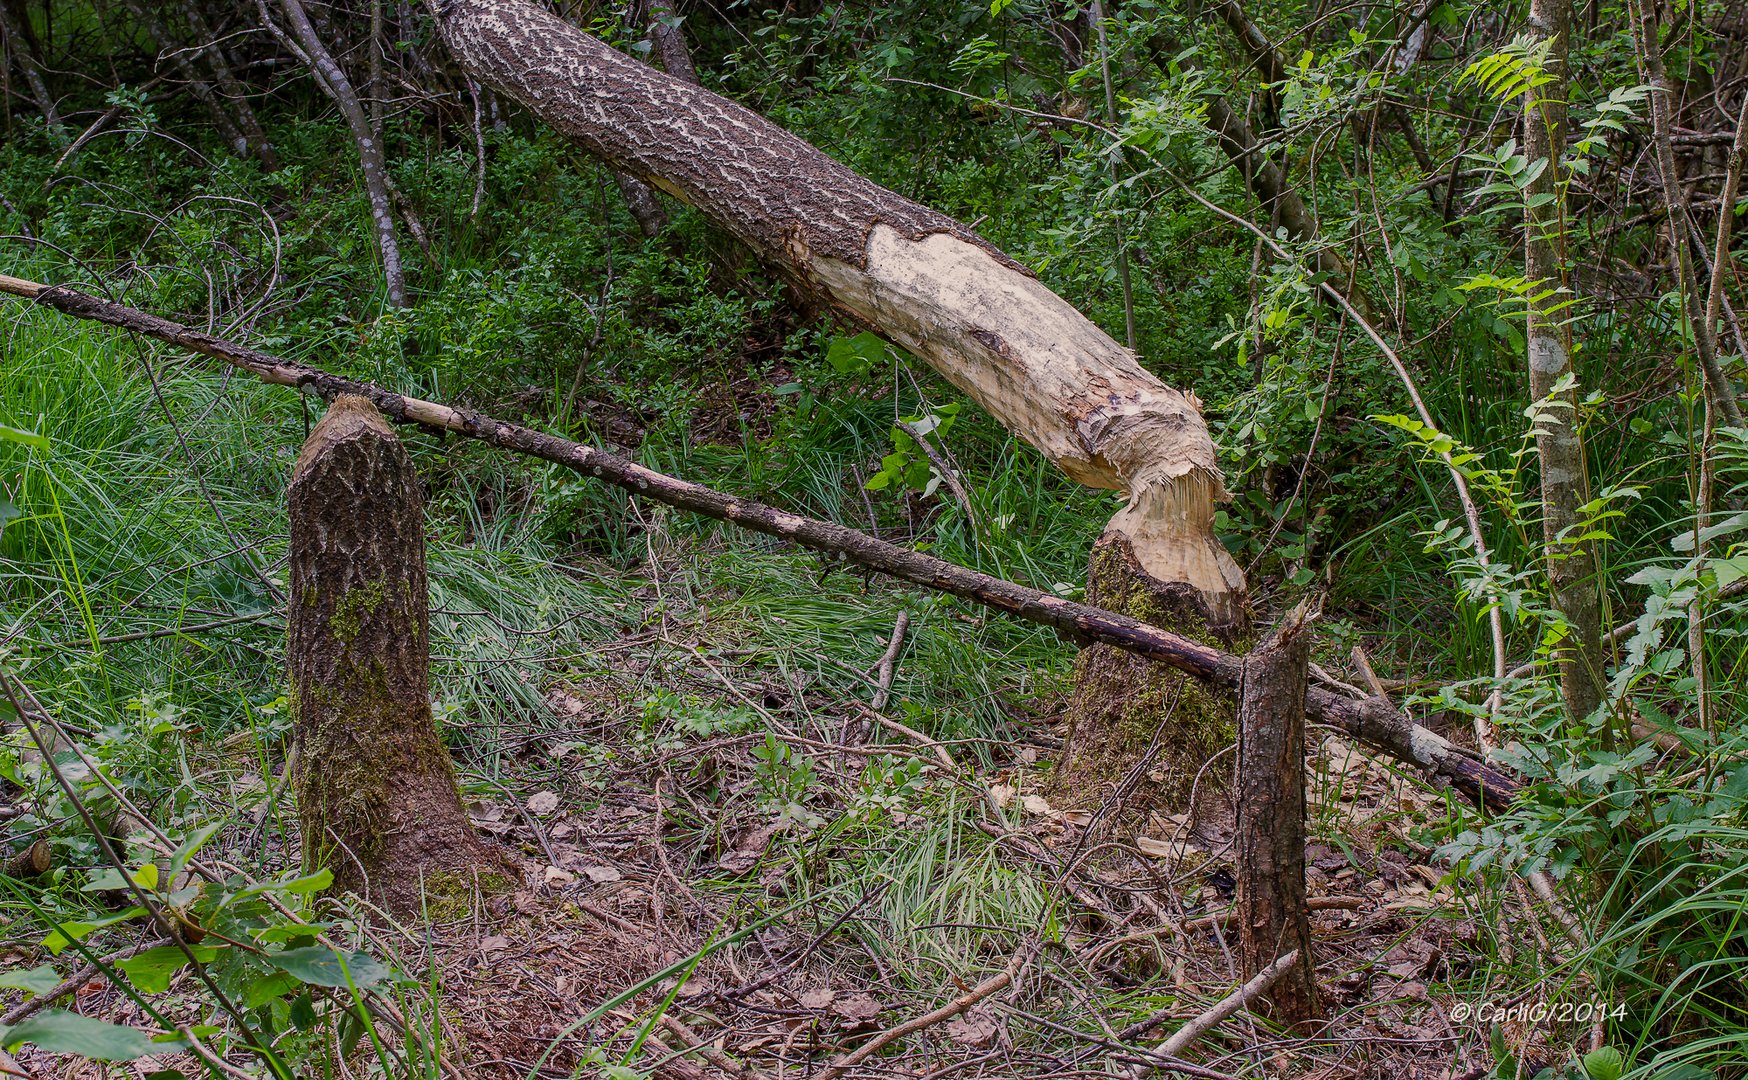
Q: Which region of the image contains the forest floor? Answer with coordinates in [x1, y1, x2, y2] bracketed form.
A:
[1, 536, 1579, 1079]
[0, 275, 1588, 1080]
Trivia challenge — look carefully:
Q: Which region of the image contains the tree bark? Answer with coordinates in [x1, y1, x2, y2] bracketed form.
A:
[0, 269, 1520, 813]
[614, 0, 703, 236]
[179, 0, 278, 169]
[436, 0, 1240, 612]
[276, 0, 408, 307]
[642, 0, 696, 85]
[1525, 0, 1606, 726]
[287, 394, 502, 915]
[1235, 609, 1318, 1026]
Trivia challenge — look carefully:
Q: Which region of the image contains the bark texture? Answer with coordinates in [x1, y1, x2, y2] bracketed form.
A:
[179, 1, 278, 169]
[609, 0, 701, 236]
[1, 274, 1521, 811]
[288, 395, 499, 915]
[1525, 0, 1605, 724]
[1235, 611, 1318, 1026]
[436, 0, 1243, 622]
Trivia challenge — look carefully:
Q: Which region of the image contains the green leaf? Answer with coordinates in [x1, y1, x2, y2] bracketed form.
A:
[43, 909, 143, 954]
[235, 867, 332, 899]
[1582, 1046, 1624, 1080]
[167, 823, 223, 880]
[269, 946, 397, 989]
[118, 945, 219, 994]
[0, 422, 49, 450]
[0, 1010, 169, 1061]
[825, 332, 889, 376]
[0, 966, 62, 997]
[243, 969, 302, 1009]
[989, 0, 1013, 15]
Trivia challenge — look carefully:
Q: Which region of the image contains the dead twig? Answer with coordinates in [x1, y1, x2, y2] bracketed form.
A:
[0, 937, 175, 1026]
[0, 1047, 30, 1079]
[849, 701, 955, 772]
[866, 611, 909, 711]
[894, 420, 981, 536]
[1087, 898, 1361, 967]
[657, 1014, 774, 1080]
[1125, 948, 1301, 1078]
[814, 943, 1036, 1079]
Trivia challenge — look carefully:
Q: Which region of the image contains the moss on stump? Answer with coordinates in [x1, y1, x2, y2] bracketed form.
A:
[288, 395, 511, 917]
[1048, 533, 1248, 833]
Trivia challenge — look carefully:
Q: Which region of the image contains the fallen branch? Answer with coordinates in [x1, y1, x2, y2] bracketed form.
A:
[0, 273, 1518, 811]
[815, 943, 1035, 1079]
[3, 839, 51, 880]
[867, 611, 909, 711]
[1126, 948, 1301, 1078]
[0, 937, 175, 1026]
[1087, 897, 1362, 966]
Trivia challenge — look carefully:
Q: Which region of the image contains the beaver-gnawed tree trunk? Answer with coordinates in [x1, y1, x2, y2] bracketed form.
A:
[288, 395, 504, 915]
[1052, 538, 1245, 830]
[1235, 611, 1318, 1025]
[436, 0, 1246, 825]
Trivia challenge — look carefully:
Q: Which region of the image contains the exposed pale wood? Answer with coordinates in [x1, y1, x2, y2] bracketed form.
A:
[435, 0, 1243, 620]
[1126, 949, 1302, 1078]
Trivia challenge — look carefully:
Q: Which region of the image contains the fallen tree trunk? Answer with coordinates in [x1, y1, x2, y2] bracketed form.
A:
[0, 273, 1516, 811]
[434, 0, 1241, 614]
[436, 0, 1246, 821]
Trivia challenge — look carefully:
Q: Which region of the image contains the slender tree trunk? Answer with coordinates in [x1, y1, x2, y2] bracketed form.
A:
[1525, 0, 1605, 726]
[643, 0, 695, 84]
[1236, 609, 1318, 1026]
[0, 1, 62, 139]
[1631, 0, 1744, 426]
[277, 0, 408, 307]
[123, 0, 249, 156]
[288, 395, 503, 915]
[439, 0, 1247, 821]
[180, 1, 279, 169]
[368, 0, 385, 134]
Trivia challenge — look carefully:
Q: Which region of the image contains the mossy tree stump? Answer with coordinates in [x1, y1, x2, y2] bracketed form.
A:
[288, 395, 503, 916]
[1049, 532, 1247, 833]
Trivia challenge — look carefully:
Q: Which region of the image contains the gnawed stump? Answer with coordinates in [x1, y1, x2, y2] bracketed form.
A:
[288, 395, 510, 916]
